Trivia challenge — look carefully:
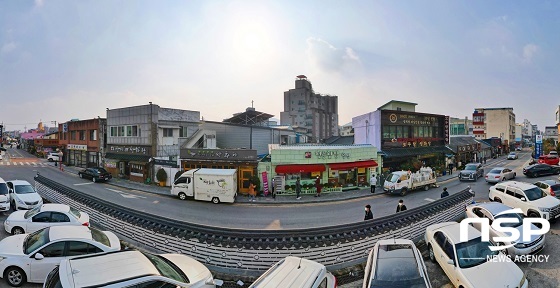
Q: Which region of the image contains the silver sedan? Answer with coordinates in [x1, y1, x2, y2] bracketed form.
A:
[485, 167, 516, 183]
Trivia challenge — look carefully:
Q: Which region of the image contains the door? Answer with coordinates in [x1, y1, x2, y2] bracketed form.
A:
[29, 241, 67, 282]
[49, 212, 71, 228]
[173, 177, 192, 197]
[239, 168, 253, 194]
[27, 212, 51, 233]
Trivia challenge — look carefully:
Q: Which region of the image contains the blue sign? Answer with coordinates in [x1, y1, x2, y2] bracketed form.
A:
[62, 123, 68, 133]
[535, 143, 542, 159]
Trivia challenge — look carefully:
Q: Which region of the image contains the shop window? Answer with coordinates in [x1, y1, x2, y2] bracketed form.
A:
[79, 130, 85, 141]
[89, 130, 97, 141]
[130, 164, 144, 176]
[163, 128, 173, 137]
[403, 126, 409, 138]
[389, 126, 396, 139]
[396, 126, 402, 138]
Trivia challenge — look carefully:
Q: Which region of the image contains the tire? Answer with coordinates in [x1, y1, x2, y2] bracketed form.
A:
[424, 185, 429, 191]
[513, 173, 516, 179]
[494, 198, 502, 203]
[502, 178, 506, 182]
[11, 201, 16, 212]
[178, 192, 187, 200]
[400, 188, 407, 196]
[47, 158, 53, 162]
[11, 227, 24, 235]
[528, 211, 540, 218]
[4, 266, 26, 287]
[534, 173, 539, 178]
[428, 244, 435, 262]
[211, 197, 220, 204]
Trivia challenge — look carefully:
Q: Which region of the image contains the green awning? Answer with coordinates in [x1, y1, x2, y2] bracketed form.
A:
[105, 153, 151, 163]
[380, 146, 454, 159]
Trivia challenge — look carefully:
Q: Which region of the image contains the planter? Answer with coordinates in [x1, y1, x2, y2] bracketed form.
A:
[159, 181, 166, 187]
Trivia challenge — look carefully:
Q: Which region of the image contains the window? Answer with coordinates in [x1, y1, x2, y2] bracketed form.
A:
[495, 186, 505, 192]
[70, 131, 76, 140]
[110, 127, 117, 137]
[66, 241, 103, 256]
[125, 281, 176, 288]
[318, 278, 328, 288]
[179, 127, 189, 138]
[79, 130, 85, 141]
[163, 128, 173, 137]
[90, 130, 97, 141]
[506, 188, 515, 197]
[39, 242, 66, 257]
[434, 232, 446, 247]
[32, 212, 51, 223]
[174, 177, 190, 185]
[443, 240, 455, 261]
[118, 126, 125, 137]
[50, 212, 70, 223]
[473, 208, 484, 218]
[126, 125, 138, 137]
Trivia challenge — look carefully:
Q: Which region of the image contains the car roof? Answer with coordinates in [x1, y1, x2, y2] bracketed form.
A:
[433, 222, 479, 243]
[250, 256, 325, 288]
[39, 203, 70, 213]
[67, 250, 161, 287]
[8, 180, 32, 185]
[496, 181, 538, 190]
[488, 167, 505, 171]
[538, 180, 560, 185]
[469, 202, 511, 215]
[48, 226, 94, 241]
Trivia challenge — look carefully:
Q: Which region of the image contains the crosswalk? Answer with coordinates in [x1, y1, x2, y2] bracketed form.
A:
[0, 161, 49, 167]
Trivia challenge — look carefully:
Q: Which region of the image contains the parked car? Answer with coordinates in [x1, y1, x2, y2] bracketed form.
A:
[516, 147, 522, 151]
[523, 164, 560, 178]
[249, 256, 337, 288]
[550, 151, 558, 157]
[484, 167, 516, 184]
[78, 167, 112, 183]
[488, 181, 560, 220]
[534, 180, 560, 200]
[466, 202, 545, 255]
[43, 249, 216, 288]
[0, 178, 11, 212]
[4, 203, 89, 235]
[363, 239, 431, 288]
[424, 222, 527, 288]
[537, 155, 559, 165]
[507, 152, 518, 160]
[0, 226, 120, 287]
[46, 152, 60, 162]
[6, 180, 43, 210]
[458, 163, 484, 181]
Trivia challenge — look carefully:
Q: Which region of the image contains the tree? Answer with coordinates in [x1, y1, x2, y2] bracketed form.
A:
[544, 138, 556, 154]
[156, 168, 168, 183]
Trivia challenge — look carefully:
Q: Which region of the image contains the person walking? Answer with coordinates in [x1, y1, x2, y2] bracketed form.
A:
[447, 163, 454, 175]
[295, 177, 302, 200]
[370, 173, 377, 193]
[271, 178, 275, 198]
[249, 181, 256, 202]
[364, 204, 373, 220]
[314, 176, 322, 197]
[441, 187, 449, 198]
[396, 199, 407, 212]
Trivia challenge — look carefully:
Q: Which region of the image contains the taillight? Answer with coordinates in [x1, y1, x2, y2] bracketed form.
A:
[82, 222, 89, 227]
[550, 189, 556, 196]
[495, 176, 500, 179]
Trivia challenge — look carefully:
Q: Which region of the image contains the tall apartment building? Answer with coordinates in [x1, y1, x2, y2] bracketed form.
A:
[473, 108, 515, 146]
[280, 75, 338, 142]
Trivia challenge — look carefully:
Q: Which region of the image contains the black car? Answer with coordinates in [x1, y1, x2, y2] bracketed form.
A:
[523, 164, 560, 178]
[458, 163, 484, 181]
[78, 167, 113, 182]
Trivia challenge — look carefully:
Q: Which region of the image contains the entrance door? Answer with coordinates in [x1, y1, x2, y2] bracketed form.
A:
[239, 168, 253, 194]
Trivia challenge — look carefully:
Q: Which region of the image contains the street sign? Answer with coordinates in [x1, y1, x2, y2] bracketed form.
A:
[536, 135, 543, 144]
[535, 143, 543, 159]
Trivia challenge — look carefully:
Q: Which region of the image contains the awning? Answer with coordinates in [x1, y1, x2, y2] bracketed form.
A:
[381, 146, 455, 159]
[105, 153, 151, 163]
[275, 164, 326, 174]
[158, 125, 180, 129]
[329, 160, 378, 170]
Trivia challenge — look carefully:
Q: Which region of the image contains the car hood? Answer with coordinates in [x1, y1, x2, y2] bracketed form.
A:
[530, 196, 560, 207]
[461, 260, 523, 287]
[161, 254, 212, 284]
[460, 170, 476, 174]
[14, 193, 42, 203]
[6, 210, 27, 222]
[0, 234, 27, 256]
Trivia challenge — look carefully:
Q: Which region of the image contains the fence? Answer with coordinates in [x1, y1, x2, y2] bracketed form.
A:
[34, 174, 472, 278]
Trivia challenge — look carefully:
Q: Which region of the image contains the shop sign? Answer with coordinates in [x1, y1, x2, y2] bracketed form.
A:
[358, 168, 366, 173]
[444, 116, 450, 144]
[458, 144, 479, 153]
[315, 150, 350, 160]
[154, 159, 179, 168]
[67, 144, 87, 151]
[108, 144, 151, 155]
[262, 172, 270, 196]
[180, 148, 257, 160]
[383, 111, 440, 126]
[400, 139, 434, 148]
[105, 161, 117, 168]
[311, 171, 321, 177]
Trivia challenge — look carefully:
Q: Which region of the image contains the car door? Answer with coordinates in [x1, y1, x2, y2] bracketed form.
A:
[27, 212, 52, 233]
[503, 186, 517, 207]
[173, 177, 192, 197]
[503, 168, 513, 180]
[28, 241, 67, 283]
[49, 212, 72, 228]
[440, 236, 459, 286]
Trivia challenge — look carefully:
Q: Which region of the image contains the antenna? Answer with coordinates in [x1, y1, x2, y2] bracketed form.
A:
[297, 257, 303, 269]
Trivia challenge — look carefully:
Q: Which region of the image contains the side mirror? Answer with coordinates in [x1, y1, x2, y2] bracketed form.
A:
[34, 253, 44, 260]
[446, 259, 454, 265]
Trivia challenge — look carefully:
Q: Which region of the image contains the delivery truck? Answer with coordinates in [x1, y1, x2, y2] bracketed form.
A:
[171, 168, 237, 204]
[383, 167, 437, 196]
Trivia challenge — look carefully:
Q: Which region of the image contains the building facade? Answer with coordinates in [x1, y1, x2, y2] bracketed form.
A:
[280, 75, 338, 142]
[473, 108, 515, 149]
[544, 126, 558, 145]
[58, 118, 106, 167]
[450, 117, 473, 135]
[339, 122, 354, 136]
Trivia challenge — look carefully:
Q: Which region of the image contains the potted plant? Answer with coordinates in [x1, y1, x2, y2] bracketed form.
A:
[156, 168, 168, 187]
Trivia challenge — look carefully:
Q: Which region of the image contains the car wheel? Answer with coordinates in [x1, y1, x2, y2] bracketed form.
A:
[428, 244, 435, 262]
[535, 173, 539, 178]
[11, 227, 24, 235]
[178, 192, 187, 200]
[494, 197, 502, 203]
[556, 170, 560, 175]
[4, 266, 26, 287]
[528, 211, 540, 218]
[502, 178, 506, 181]
[513, 173, 516, 178]
[424, 185, 430, 191]
[47, 158, 53, 162]
[212, 197, 220, 204]
[11, 201, 16, 211]
[400, 188, 407, 196]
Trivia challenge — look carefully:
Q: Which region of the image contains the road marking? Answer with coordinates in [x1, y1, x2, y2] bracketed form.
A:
[265, 219, 282, 230]
[74, 183, 94, 186]
[153, 200, 159, 204]
[106, 188, 146, 199]
[19, 162, 23, 165]
[425, 198, 436, 202]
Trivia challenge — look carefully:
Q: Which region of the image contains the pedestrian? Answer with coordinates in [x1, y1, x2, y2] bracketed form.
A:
[314, 176, 322, 197]
[249, 181, 256, 202]
[483, 156, 486, 164]
[370, 173, 377, 193]
[447, 163, 454, 175]
[271, 178, 275, 197]
[396, 199, 407, 212]
[364, 204, 373, 220]
[441, 187, 449, 198]
[295, 177, 302, 200]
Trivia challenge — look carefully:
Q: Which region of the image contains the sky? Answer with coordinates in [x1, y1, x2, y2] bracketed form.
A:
[1, 0, 559, 132]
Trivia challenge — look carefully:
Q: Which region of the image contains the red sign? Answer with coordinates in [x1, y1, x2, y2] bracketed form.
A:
[262, 172, 269, 196]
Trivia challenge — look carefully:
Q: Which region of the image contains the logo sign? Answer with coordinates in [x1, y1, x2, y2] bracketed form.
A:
[389, 114, 398, 123]
[62, 123, 68, 133]
[536, 135, 543, 144]
[460, 208, 550, 251]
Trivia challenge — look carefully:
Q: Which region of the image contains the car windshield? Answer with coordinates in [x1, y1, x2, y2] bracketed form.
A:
[24, 227, 50, 255]
[489, 169, 502, 174]
[144, 252, 189, 283]
[525, 187, 545, 201]
[509, 153, 515, 155]
[90, 227, 111, 247]
[24, 205, 42, 219]
[370, 244, 427, 288]
[494, 213, 523, 228]
[94, 168, 108, 174]
[14, 184, 36, 194]
[69, 207, 81, 219]
[464, 165, 477, 171]
[386, 174, 400, 183]
[455, 237, 498, 268]
[0, 183, 8, 195]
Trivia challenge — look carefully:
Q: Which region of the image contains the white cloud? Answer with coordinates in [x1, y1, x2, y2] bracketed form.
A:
[1, 42, 16, 54]
[34, 0, 44, 7]
[522, 44, 538, 63]
[306, 38, 361, 73]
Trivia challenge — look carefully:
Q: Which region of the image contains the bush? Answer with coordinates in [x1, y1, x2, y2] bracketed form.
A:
[156, 168, 168, 182]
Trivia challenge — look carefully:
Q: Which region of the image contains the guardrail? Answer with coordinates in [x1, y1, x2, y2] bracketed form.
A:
[34, 174, 473, 277]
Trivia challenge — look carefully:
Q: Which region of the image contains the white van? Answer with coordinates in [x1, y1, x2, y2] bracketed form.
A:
[0, 178, 11, 212]
[171, 168, 237, 204]
[249, 256, 337, 288]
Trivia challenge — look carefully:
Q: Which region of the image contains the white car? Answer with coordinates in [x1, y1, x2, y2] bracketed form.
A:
[488, 181, 560, 220]
[4, 203, 89, 235]
[425, 222, 527, 288]
[507, 152, 518, 160]
[533, 180, 560, 200]
[0, 178, 12, 212]
[466, 202, 545, 255]
[249, 256, 337, 288]
[43, 250, 216, 288]
[363, 239, 431, 288]
[46, 152, 60, 162]
[484, 167, 516, 184]
[0, 225, 120, 287]
[7, 180, 43, 210]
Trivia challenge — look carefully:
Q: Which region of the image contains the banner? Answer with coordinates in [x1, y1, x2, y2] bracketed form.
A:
[262, 171, 270, 196]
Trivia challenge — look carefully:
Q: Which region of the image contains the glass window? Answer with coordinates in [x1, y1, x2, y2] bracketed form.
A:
[0, 183, 7, 195]
[396, 126, 402, 138]
[90, 227, 111, 247]
[455, 237, 498, 268]
[71, 131, 76, 140]
[318, 278, 327, 288]
[79, 130, 85, 141]
[14, 184, 36, 194]
[403, 126, 409, 138]
[66, 241, 103, 256]
[69, 207, 81, 219]
[50, 212, 70, 223]
[413, 126, 418, 137]
[174, 177, 190, 185]
[443, 241, 455, 260]
[143, 252, 189, 283]
[89, 130, 97, 141]
[419, 127, 424, 138]
[382, 126, 390, 139]
[523, 187, 545, 201]
[389, 126, 396, 139]
[179, 127, 188, 138]
[25, 228, 51, 254]
[163, 128, 173, 137]
[434, 232, 446, 247]
[110, 127, 117, 137]
[39, 241, 66, 257]
[32, 212, 51, 223]
[118, 126, 125, 137]
[24, 205, 42, 219]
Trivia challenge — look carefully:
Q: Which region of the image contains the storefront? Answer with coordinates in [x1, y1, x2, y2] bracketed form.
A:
[179, 148, 258, 195]
[104, 144, 152, 183]
[259, 145, 381, 194]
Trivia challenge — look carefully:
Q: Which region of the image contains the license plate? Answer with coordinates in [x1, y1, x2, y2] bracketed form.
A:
[531, 244, 542, 252]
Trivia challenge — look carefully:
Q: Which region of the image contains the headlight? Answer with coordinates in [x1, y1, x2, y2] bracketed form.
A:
[539, 207, 551, 212]
[514, 242, 526, 248]
[519, 273, 527, 287]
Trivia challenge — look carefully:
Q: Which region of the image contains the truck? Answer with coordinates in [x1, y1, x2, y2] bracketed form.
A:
[383, 167, 437, 196]
[171, 168, 237, 204]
